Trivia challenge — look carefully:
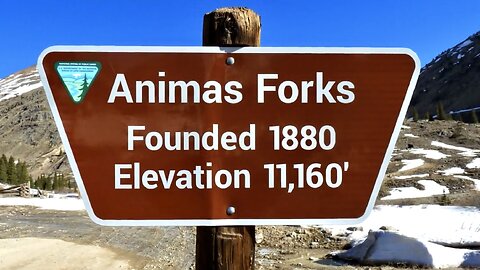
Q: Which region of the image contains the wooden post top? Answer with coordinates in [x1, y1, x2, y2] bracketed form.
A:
[203, 7, 261, 47]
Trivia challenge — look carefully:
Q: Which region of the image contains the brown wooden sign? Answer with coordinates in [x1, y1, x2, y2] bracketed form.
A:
[38, 46, 419, 226]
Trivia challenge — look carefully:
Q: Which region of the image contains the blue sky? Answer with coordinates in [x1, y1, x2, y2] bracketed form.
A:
[1, 1, 479, 78]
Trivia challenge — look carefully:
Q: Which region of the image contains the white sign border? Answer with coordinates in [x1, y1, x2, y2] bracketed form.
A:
[38, 46, 420, 226]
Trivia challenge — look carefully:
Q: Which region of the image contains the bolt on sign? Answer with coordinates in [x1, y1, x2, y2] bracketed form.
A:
[38, 46, 420, 226]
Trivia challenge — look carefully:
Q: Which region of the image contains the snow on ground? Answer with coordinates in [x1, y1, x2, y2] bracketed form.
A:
[0, 196, 85, 211]
[381, 180, 449, 200]
[395, 174, 429, 180]
[408, 148, 448, 160]
[431, 141, 480, 157]
[325, 205, 480, 247]
[404, 133, 418, 138]
[0, 183, 12, 189]
[334, 230, 480, 268]
[454, 175, 480, 191]
[399, 159, 425, 171]
[401, 125, 411, 129]
[467, 158, 480, 169]
[437, 167, 465, 176]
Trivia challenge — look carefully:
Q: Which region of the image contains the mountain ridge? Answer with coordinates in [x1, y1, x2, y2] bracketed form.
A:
[410, 31, 480, 120]
[0, 67, 68, 179]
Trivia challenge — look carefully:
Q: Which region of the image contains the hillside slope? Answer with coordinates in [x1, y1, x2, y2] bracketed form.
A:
[0, 66, 69, 178]
[410, 31, 480, 119]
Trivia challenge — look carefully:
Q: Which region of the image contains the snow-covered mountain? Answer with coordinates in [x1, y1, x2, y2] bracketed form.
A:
[410, 31, 480, 121]
[0, 66, 69, 178]
[0, 66, 42, 102]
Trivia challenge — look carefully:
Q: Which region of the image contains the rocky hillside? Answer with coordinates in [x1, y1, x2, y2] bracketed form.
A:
[0, 66, 69, 178]
[410, 31, 480, 120]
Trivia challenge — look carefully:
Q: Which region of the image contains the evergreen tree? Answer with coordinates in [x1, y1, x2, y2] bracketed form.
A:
[0, 157, 7, 182]
[29, 176, 34, 188]
[472, 110, 479, 124]
[15, 161, 29, 184]
[52, 174, 57, 190]
[60, 174, 65, 189]
[34, 176, 40, 189]
[52, 172, 63, 190]
[6, 156, 17, 184]
[67, 176, 72, 189]
[436, 102, 450, 120]
[45, 175, 53, 190]
[412, 107, 419, 122]
[456, 113, 463, 122]
[37, 175, 47, 190]
[1, 154, 7, 166]
[424, 111, 431, 121]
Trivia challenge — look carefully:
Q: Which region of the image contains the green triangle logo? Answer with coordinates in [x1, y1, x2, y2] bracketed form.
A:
[55, 61, 101, 104]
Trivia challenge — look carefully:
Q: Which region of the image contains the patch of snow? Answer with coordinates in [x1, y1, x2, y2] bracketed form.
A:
[401, 125, 411, 129]
[399, 159, 424, 171]
[438, 167, 465, 175]
[449, 106, 480, 115]
[454, 175, 480, 191]
[457, 53, 465, 60]
[431, 141, 479, 157]
[404, 133, 418, 138]
[0, 182, 12, 189]
[455, 39, 473, 51]
[409, 148, 448, 160]
[325, 205, 480, 247]
[0, 68, 41, 102]
[381, 180, 449, 200]
[0, 81, 42, 102]
[395, 174, 429, 180]
[0, 197, 85, 211]
[334, 230, 480, 268]
[467, 158, 480, 169]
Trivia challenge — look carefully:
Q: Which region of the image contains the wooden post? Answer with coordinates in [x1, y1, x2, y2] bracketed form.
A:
[196, 7, 260, 270]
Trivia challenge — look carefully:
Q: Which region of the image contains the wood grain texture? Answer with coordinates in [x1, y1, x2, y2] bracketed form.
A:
[196, 6, 260, 270]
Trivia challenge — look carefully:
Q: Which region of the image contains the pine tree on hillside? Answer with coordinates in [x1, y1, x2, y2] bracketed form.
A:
[424, 111, 431, 121]
[60, 174, 66, 189]
[45, 175, 53, 190]
[1, 154, 7, 166]
[0, 154, 7, 182]
[456, 113, 464, 122]
[436, 102, 450, 120]
[6, 156, 17, 184]
[411, 107, 419, 122]
[0, 158, 7, 182]
[35, 175, 47, 190]
[472, 110, 479, 123]
[53, 173, 59, 190]
[15, 161, 29, 185]
[34, 176, 40, 189]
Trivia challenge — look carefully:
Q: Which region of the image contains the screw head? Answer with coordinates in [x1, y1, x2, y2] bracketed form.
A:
[226, 206, 236, 216]
[226, 57, 235, 65]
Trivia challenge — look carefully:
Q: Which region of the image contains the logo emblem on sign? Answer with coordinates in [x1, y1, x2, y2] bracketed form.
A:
[55, 62, 101, 103]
